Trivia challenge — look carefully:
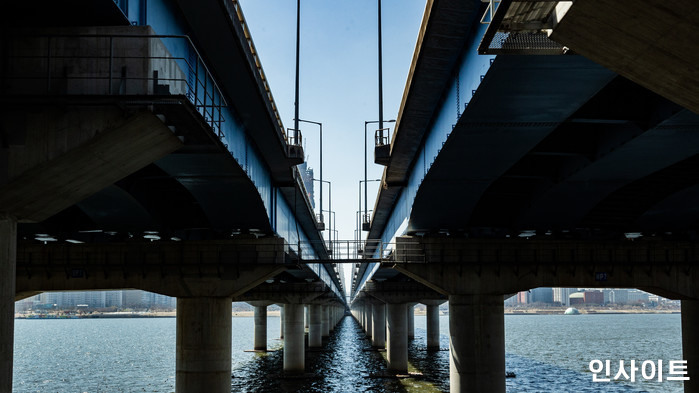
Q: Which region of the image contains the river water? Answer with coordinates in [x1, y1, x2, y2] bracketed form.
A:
[12, 313, 684, 392]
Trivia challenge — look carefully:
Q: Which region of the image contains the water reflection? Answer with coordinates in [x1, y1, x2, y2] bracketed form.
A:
[230, 317, 450, 393]
[14, 314, 681, 392]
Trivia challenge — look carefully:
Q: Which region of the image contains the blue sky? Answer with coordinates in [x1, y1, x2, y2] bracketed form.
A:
[238, 0, 426, 290]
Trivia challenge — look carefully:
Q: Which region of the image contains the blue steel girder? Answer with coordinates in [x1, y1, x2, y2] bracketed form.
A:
[1, 0, 345, 301]
[355, 0, 615, 296]
[356, 0, 699, 298]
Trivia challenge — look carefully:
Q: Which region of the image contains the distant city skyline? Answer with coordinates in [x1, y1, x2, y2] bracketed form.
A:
[17, 287, 673, 313]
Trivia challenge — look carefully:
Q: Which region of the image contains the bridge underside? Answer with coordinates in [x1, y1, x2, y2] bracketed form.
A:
[409, 58, 699, 237]
[550, 0, 699, 115]
[5, 97, 273, 241]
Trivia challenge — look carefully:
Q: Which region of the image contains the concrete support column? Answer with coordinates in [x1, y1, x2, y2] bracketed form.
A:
[0, 217, 17, 393]
[386, 303, 408, 373]
[371, 302, 386, 348]
[407, 303, 415, 340]
[309, 304, 323, 348]
[426, 304, 440, 349]
[329, 305, 335, 332]
[682, 300, 699, 393]
[321, 305, 330, 337]
[176, 296, 232, 393]
[283, 304, 305, 373]
[280, 306, 285, 339]
[366, 303, 373, 339]
[360, 306, 366, 331]
[305, 305, 310, 331]
[449, 294, 505, 393]
[253, 305, 267, 351]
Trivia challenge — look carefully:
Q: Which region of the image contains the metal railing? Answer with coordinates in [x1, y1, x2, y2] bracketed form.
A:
[374, 127, 390, 147]
[480, 0, 503, 25]
[3, 33, 227, 137]
[291, 239, 425, 263]
[286, 128, 303, 147]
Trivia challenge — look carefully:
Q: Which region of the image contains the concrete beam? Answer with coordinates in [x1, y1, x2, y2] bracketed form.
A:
[394, 237, 699, 299]
[550, 0, 699, 114]
[237, 282, 328, 305]
[396, 261, 699, 300]
[0, 110, 182, 222]
[363, 280, 446, 304]
[16, 240, 288, 298]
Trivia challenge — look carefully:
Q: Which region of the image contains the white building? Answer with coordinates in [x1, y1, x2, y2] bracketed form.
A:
[553, 288, 577, 306]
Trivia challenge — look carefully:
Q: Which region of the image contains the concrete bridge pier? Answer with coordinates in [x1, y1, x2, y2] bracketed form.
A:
[279, 306, 285, 339]
[394, 256, 506, 392]
[362, 280, 445, 373]
[407, 303, 416, 340]
[305, 305, 310, 331]
[386, 303, 408, 373]
[249, 301, 272, 351]
[365, 303, 373, 340]
[0, 217, 16, 393]
[362, 303, 371, 334]
[309, 304, 323, 347]
[176, 296, 232, 393]
[448, 294, 505, 393]
[237, 283, 327, 373]
[283, 304, 305, 373]
[328, 305, 335, 330]
[424, 300, 446, 349]
[322, 305, 330, 338]
[360, 304, 366, 332]
[371, 301, 386, 348]
[682, 300, 699, 393]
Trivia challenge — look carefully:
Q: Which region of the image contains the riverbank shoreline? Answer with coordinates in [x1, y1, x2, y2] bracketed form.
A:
[17, 308, 679, 319]
[15, 310, 284, 319]
[503, 310, 680, 315]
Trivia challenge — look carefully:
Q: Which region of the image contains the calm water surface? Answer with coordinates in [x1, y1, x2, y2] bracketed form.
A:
[13, 313, 684, 392]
